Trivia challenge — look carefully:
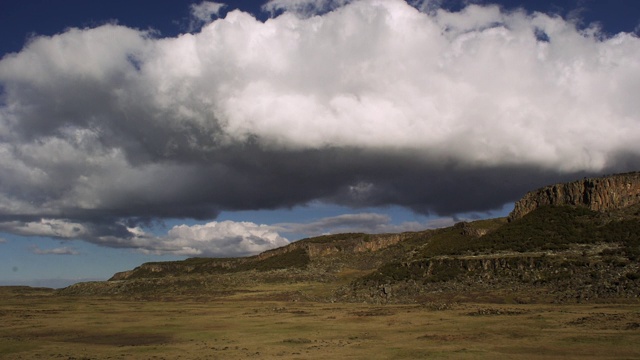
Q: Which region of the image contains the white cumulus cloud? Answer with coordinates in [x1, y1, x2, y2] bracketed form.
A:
[126, 221, 290, 257]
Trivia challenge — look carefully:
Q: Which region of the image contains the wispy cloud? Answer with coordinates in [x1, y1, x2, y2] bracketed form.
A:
[29, 245, 80, 256]
[274, 213, 455, 237]
[189, 1, 226, 31]
[262, 0, 351, 16]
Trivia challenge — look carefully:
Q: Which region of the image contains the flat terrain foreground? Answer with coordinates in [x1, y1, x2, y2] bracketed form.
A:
[1, 287, 640, 359]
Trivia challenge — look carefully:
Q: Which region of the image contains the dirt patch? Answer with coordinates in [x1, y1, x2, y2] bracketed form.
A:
[282, 338, 313, 344]
[417, 334, 474, 342]
[567, 313, 640, 330]
[466, 308, 529, 316]
[65, 333, 173, 346]
[350, 308, 396, 317]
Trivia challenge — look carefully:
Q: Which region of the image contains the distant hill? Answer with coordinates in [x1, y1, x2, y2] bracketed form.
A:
[59, 172, 640, 304]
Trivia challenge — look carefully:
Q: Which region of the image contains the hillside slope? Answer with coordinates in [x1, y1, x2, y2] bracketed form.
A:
[59, 173, 640, 304]
[343, 204, 640, 303]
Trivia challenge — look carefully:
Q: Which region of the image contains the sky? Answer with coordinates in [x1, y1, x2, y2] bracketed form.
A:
[0, 0, 639, 288]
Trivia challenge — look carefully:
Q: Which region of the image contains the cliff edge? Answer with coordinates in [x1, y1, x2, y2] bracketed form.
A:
[508, 172, 640, 221]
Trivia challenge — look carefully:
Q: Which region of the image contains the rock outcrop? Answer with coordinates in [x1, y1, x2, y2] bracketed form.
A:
[109, 232, 421, 281]
[342, 250, 640, 304]
[508, 172, 640, 221]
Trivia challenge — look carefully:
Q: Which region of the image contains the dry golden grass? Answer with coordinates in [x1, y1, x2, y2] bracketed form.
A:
[1, 286, 640, 359]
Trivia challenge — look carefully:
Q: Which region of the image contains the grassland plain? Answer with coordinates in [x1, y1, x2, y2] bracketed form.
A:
[1, 286, 640, 359]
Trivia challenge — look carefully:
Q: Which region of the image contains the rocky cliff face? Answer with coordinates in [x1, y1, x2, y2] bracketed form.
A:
[109, 232, 418, 281]
[307, 233, 416, 258]
[342, 249, 640, 304]
[508, 172, 640, 221]
[253, 232, 414, 260]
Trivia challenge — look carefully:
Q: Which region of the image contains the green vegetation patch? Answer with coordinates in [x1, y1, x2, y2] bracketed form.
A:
[359, 259, 464, 284]
[299, 233, 367, 244]
[418, 218, 506, 257]
[475, 206, 595, 253]
[420, 206, 640, 257]
[356, 205, 640, 289]
[239, 248, 311, 272]
[418, 227, 475, 257]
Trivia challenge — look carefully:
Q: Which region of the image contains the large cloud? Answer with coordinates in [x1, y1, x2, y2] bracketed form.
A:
[0, 0, 639, 255]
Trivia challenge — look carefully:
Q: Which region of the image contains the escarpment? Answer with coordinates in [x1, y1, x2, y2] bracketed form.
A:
[65, 171, 640, 304]
[508, 172, 640, 221]
[342, 249, 640, 304]
[109, 232, 419, 281]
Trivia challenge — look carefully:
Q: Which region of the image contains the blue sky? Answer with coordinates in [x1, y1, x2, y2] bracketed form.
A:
[0, 0, 639, 287]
